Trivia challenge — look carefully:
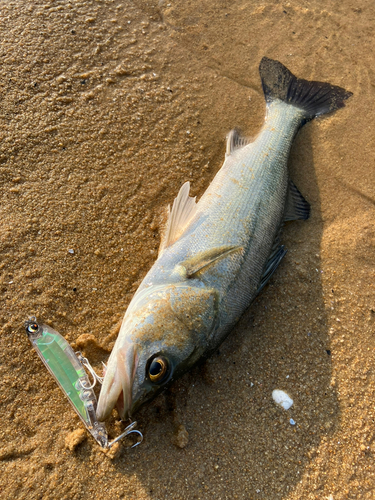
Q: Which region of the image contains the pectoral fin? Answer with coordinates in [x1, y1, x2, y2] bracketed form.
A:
[181, 245, 244, 278]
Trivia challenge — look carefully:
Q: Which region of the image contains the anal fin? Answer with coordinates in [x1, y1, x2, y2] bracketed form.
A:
[284, 180, 310, 221]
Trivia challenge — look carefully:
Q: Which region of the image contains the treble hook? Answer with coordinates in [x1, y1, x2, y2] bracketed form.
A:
[76, 351, 104, 388]
[107, 421, 143, 448]
[76, 353, 143, 449]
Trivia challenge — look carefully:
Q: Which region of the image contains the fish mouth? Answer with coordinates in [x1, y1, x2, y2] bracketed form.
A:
[96, 341, 138, 421]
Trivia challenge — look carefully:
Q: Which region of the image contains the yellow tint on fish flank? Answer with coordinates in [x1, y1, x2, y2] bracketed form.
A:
[129, 286, 217, 348]
[130, 298, 190, 348]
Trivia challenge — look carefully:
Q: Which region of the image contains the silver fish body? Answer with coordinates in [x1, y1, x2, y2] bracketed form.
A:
[135, 102, 302, 342]
[96, 58, 351, 421]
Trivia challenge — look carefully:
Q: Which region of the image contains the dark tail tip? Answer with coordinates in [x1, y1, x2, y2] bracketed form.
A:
[259, 57, 352, 119]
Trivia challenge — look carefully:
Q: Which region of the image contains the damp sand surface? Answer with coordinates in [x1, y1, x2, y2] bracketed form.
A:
[0, 1, 374, 499]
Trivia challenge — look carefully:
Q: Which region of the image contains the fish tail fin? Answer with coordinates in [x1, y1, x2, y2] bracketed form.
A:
[259, 57, 352, 121]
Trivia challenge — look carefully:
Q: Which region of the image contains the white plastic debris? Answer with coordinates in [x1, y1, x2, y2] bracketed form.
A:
[68, 249, 75, 254]
[272, 389, 293, 410]
[290, 418, 296, 425]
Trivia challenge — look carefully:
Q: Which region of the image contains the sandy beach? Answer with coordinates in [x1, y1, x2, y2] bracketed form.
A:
[0, 0, 374, 498]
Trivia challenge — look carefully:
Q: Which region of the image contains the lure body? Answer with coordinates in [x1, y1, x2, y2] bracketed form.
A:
[25, 318, 108, 447]
[26, 318, 143, 447]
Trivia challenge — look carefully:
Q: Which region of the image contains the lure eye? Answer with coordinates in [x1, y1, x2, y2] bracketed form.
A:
[148, 357, 169, 383]
[27, 323, 39, 334]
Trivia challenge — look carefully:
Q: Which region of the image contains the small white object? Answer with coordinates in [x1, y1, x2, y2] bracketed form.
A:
[290, 418, 296, 425]
[68, 249, 75, 254]
[286, 375, 289, 379]
[272, 389, 293, 410]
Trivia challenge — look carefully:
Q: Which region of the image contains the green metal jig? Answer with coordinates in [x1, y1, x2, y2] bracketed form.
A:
[25, 317, 143, 449]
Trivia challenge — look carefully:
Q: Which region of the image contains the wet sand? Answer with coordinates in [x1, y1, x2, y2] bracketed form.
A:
[0, 1, 374, 499]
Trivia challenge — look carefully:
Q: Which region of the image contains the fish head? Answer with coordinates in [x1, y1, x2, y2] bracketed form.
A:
[96, 285, 218, 421]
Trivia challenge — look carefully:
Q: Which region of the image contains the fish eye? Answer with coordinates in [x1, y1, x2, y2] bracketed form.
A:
[148, 356, 169, 383]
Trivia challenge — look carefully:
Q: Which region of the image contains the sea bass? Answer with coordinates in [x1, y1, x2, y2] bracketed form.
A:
[96, 57, 351, 421]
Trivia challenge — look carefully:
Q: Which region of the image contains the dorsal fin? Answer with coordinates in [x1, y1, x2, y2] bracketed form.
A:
[226, 129, 252, 157]
[159, 182, 197, 255]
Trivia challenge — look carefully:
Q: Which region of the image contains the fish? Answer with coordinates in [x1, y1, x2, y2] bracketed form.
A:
[96, 57, 351, 421]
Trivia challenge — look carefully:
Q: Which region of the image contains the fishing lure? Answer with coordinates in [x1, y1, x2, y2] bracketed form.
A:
[25, 317, 142, 449]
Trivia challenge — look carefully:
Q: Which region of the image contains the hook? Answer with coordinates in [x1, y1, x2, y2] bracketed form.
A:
[107, 421, 144, 448]
[76, 352, 104, 388]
